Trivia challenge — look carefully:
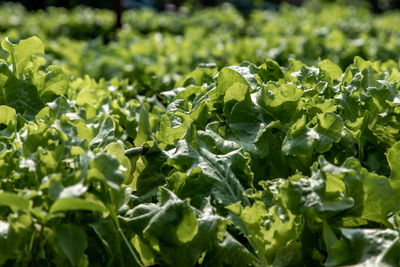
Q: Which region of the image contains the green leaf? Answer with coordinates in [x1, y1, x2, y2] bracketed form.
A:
[120, 188, 228, 267]
[227, 200, 301, 265]
[50, 198, 106, 213]
[134, 104, 153, 145]
[167, 126, 253, 208]
[90, 217, 125, 266]
[280, 163, 354, 216]
[255, 82, 302, 123]
[0, 105, 17, 137]
[291, 65, 327, 87]
[200, 119, 285, 181]
[201, 233, 259, 266]
[325, 228, 400, 267]
[259, 58, 284, 82]
[134, 143, 172, 196]
[228, 94, 266, 143]
[105, 142, 131, 184]
[156, 99, 208, 148]
[1, 36, 44, 79]
[0, 214, 33, 264]
[282, 112, 344, 156]
[54, 224, 88, 266]
[223, 81, 249, 116]
[280, 156, 397, 226]
[227, 62, 262, 90]
[318, 59, 343, 80]
[33, 65, 69, 102]
[145, 189, 199, 245]
[0, 105, 16, 125]
[0, 61, 43, 120]
[387, 141, 400, 193]
[211, 67, 250, 103]
[353, 56, 373, 72]
[341, 158, 398, 226]
[90, 116, 116, 149]
[175, 63, 217, 88]
[88, 153, 124, 190]
[0, 192, 29, 212]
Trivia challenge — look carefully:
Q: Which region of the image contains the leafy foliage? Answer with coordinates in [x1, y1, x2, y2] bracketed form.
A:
[1, 2, 400, 266]
[1, 2, 400, 92]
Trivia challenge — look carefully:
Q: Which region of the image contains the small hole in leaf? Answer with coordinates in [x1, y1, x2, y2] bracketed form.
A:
[0, 123, 7, 131]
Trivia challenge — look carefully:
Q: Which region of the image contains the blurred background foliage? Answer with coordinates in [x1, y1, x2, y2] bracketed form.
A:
[1, 0, 399, 93]
[4, 0, 400, 13]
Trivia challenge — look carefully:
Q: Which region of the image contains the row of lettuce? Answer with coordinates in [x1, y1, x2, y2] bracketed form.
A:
[1, 2, 400, 94]
[2, 35, 400, 266]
